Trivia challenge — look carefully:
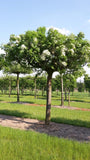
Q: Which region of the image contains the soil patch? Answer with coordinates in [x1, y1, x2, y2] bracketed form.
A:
[0, 114, 90, 142]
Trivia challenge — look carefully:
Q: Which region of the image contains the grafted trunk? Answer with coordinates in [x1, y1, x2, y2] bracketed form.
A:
[17, 73, 20, 102]
[45, 73, 52, 125]
[61, 74, 64, 106]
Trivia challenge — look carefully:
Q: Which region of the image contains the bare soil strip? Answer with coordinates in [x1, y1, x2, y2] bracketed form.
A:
[0, 114, 90, 142]
[21, 102, 90, 111]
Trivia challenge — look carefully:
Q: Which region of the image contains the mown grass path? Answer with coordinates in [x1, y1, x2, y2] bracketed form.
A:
[0, 114, 90, 142]
[1, 101, 90, 111]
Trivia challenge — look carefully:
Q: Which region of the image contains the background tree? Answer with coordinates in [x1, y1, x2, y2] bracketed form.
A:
[3, 34, 31, 102]
[36, 76, 47, 96]
[52, 75, 61, 94]
[77, 81, 85, 92]
[63, 74, 76, 106]
[84, 74, 90, 95]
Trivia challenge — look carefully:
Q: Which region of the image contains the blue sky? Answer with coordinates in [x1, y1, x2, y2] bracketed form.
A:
[0, 0, 90, 77]
[0, 0, 90, 44]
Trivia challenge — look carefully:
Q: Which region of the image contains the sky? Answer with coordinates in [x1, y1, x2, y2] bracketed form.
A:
[0, 0, 90, 78]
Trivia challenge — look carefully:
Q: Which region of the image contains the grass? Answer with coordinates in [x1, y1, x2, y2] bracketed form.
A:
[0, 125, 90, 160]
[0, 94, 90, 128]
[0, 102, 89, 128]
[0, 93, 90, 159]
[0, 93, 90, 109]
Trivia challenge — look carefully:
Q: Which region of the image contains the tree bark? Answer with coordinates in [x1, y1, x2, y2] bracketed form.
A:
[42, 87, 44, 96]
[17, 73, 20, 102]
[68, 92, 70, 107]
[34, 79, 37, 99]
[61, 74, 64, 106]
[9, 79, 11, 97]
[65, 88, 67, 101]
[45, 73, 52, 125]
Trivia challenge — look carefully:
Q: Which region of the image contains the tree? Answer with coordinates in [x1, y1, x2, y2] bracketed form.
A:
[36, 75, 47, 96]
[3, 34, 31, 102]
[0, 76, 9, 94]
[63, 74, 76, 106]
[23, 27, 90, 124]
[84, 74, 90, 95]
[3, 28, 90, 124]
[24, 27, 68, 124]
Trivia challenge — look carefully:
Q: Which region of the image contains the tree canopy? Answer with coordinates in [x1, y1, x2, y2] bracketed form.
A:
[2, 27, 90, 124]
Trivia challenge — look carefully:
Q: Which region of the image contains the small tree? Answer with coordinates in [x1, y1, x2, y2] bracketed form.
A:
[3, 34, 31, 102]
[84, 74, 90, 95]
[23, 27, 90, 124]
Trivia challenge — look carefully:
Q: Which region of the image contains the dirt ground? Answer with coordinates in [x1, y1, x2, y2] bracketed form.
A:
[0, 114, 90, 142]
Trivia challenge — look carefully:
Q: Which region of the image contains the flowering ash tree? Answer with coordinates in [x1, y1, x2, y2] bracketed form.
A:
[3, 34, 31, 102]
[3, 28, 90, 124]
[23, 27, 90, 124]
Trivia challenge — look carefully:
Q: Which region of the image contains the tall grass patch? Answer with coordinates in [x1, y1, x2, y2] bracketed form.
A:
[0, 126, 90, 160]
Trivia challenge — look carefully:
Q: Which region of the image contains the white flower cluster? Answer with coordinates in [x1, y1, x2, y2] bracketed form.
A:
[33, 37, 37, 42]
[54, 39, 58, 44]
[41, 49, 51, 60]
[61, 45, 66, 56]
[76, 42, 81, 47]
[10, 34, 16, 39]
[11, 43, 15, 47]
[16, 36, 21, 41]
[61, 61, 67, 66]
[69, 48, 74, 55]
[71, 43, 75, 49]
[21, 44, 26, 50]
[82, 46, 90, 53]
[10, 35, 21, 44]
[16, 36, 21, 44]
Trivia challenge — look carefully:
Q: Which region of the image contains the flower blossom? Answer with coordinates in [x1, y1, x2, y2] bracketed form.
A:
[62, 61, 67, 66]
[21, 44, 26, 50]
[61, 45, 66, 56]
[41, 49, 51, 60]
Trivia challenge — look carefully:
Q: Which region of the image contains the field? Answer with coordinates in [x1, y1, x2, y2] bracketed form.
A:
[0, 91, 90, 160]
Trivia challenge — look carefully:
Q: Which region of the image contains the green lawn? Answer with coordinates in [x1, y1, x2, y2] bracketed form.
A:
[0, 125, 90, 160]
[0, 102, 89, 128]
[0, 93, 90, 160]
[0, 93, 90, 109]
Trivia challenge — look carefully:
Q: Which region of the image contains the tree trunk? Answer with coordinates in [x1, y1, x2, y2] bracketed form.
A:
[21, 88, 24, 95]
[9, 79, 11, 97]
[42, 87, 44, 96]
[61, 74, 64, 106]
[1, 89, 3, 94]
[56, 89, 59, 95]
[17, 73, 20, 102]
[45, 73, 52, 125]
[68, 91, 70, 107]
[34, 79, 37, 99]
[65, 88, 67, 101]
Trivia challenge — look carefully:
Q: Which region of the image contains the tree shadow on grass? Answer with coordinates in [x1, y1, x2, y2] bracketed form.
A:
[0, 99, 4, 102]
[0, 109, 31, 118]
[10, 101, 35, 104]
[71, 99, 90, 103]
[0, 112, 90, 142]
[26, 117, 90, 142]
[51, 117, 90, 128]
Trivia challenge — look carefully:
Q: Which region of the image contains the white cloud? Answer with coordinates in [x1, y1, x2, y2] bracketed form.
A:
[47, 26, 70, 35]
[88, 19, 90, 23]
